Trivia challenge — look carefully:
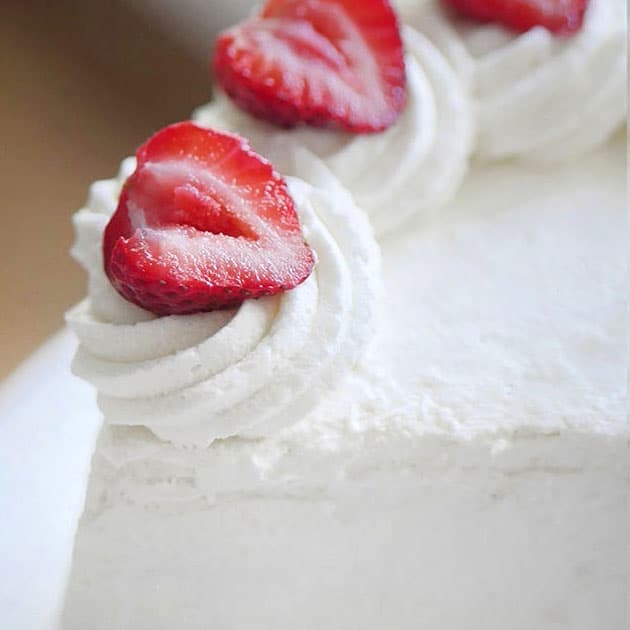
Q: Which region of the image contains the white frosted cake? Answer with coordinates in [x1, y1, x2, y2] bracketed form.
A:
[61, 1, 627, 628]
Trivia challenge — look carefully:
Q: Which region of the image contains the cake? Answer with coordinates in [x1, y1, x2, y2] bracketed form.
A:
[61, 1, 628, 628]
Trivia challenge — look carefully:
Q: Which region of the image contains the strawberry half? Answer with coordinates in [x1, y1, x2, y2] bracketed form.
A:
[442, 0, 588, 35]
[103, 122, 315, 316]
[213, 0, 406, 133]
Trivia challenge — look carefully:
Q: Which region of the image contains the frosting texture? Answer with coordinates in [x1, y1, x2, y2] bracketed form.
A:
[194, 27, 473, 236]
[66, 152, 381, 447]
[400, 0, 627, 162]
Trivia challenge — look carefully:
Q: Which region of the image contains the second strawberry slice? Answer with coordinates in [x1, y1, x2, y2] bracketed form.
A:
[213, 0, 406, 133]
[103, 122, 315, 316]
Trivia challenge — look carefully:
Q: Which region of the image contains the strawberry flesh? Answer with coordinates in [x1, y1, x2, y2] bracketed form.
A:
[103, 122, 315, 316]
[213, 0, 406, 133]
[443, 0, 589, 35]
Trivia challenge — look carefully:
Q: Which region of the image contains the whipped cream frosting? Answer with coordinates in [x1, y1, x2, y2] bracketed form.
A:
[194, 26, 473, 237]
[399, 0, 627, 162]
[66, 151, 381, 447]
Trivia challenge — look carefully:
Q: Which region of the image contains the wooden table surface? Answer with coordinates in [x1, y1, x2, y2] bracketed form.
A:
[0, 1, 211, 380]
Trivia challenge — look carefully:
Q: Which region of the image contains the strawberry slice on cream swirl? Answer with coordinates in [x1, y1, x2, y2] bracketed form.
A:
[199, 1, 474, 238]
[399, 0, 626, 162]
[66, 147, 381, 447]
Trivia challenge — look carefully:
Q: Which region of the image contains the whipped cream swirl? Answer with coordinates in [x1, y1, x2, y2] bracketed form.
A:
[400, 0, 627, 162]
[194, 27, 473, 237]
[66, 152, 380, 447]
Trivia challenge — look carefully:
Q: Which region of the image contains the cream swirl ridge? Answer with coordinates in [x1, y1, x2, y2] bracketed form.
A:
[194, 27, 473, 237]
[66, 151, 381, 447]
[401, 0, 627, 162]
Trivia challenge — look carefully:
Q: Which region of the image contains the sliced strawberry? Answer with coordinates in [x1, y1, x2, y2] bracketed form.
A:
[103, 122, 315, 316]
[443, 0, 588, 35]
[212, 0, 406, 133]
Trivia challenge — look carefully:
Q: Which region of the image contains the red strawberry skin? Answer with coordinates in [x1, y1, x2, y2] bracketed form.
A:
[443, 0, 588, 35]
[103, 122, 315, 316]
[213, 0, 406, 133]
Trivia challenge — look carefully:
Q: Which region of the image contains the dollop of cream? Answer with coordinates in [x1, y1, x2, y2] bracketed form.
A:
[400, 0, 627, 162]
[193, 27, 473, 237]
[66, 151, 381, 447]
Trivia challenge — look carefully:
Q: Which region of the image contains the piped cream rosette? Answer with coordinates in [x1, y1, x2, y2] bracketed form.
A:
[400, 0, 627, 162]
[194, 26, 473, 237]
[66, 150, 381, 448]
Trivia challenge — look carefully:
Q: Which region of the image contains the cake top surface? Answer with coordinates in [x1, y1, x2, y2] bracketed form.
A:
[379, 137, 626, 441]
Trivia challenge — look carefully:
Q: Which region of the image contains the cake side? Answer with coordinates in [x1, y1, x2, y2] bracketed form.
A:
[63, 426, 627, 630]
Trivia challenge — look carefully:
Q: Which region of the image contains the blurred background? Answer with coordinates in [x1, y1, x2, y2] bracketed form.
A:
[0, 0, 255, 379]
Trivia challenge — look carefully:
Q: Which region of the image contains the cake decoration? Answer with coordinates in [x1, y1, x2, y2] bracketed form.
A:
[201, 9, 473, 237]
[213, 0, 407, 133]
[402, 0, 625, 161]
[67, 148, 381, 446]
[103, 121, 315, 316]
[442, 0, 589, 35]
